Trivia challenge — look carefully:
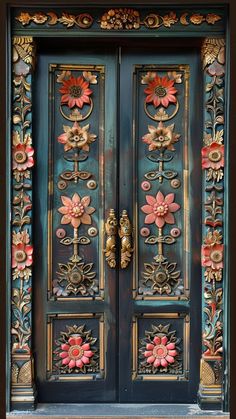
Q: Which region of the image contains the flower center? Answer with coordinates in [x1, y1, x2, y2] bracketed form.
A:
[15, 250, 27, 263]
[208, 150, 222, 162]
[69, 203, 84, 217]
[154, 271, 167, 284]
[69, 86, 82, 98]
[69, 271, 82, 285]
[153, 202, 169, 216]
[14, 150, 27, 164]
[153, 344, 168, 359]
[68, 345, 83, 360]
[210, 249, 223, 263]
[155, 86, 167, 98]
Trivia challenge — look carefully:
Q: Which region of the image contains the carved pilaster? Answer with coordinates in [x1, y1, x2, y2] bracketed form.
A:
[198, 38, 225, 410]
[11, 36, 37, 410]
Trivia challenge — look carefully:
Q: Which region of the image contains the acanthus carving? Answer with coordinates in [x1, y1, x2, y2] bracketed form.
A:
[139, 324, 182, 375]
[104, 209, 118, 268]
[53, 324, 99, 374]
[119, 210, 133, 269]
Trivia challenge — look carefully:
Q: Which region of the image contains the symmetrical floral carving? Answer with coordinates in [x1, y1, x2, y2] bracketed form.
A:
[119, 210, 134, 269]
[16, 11, 94, 29]
[200, 38, 225, 399]
[104, 209, 118, 268]
[139, 324, 182, 374]
[54, 325, 99, 374]
[11, 37, 35, 403]
[100, 8, 140, 30]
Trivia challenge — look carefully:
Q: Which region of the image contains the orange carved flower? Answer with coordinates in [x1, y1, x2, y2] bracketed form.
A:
[59, 76, 93, 108]
[59, 336, 94, 369]
[202, 244, 223, 270]
[57, 122, 96, 152]
[58, 193, 95, 228]
[144, 75, 177, 108]
[201, 142, 224, 170]
[12, 143, 34, 171]
[12, 243, 33, 270]
[141, 191, 180, 228]
[144, 336, 178, 368]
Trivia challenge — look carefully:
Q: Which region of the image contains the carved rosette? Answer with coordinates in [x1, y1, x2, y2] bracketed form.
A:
[198, 38, 225, 408]
[11, 37, 36, 408]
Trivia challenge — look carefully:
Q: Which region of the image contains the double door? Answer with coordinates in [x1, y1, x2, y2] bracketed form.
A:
[34, 43, 201, 403]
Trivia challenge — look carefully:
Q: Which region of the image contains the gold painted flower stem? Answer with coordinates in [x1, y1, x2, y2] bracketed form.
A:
[73, 227, 79, 257]
[158, 227, 163, 256]
[159, 152, 164, 183]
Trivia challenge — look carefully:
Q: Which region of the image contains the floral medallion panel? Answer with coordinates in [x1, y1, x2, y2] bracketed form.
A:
[47, 65, 105, 300]
[132, 314, 189, 381]
[47, 314, 104, 381]
[133, 65, 192, 300]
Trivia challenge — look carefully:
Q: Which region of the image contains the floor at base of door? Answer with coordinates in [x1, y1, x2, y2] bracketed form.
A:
[7, 403, 229, 418]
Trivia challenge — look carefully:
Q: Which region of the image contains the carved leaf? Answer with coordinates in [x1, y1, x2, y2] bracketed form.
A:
[58, 13, 76, 27]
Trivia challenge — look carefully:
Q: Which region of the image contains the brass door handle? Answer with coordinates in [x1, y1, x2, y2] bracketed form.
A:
[119, 209, 134, 269]
[104, 209, 118, 268]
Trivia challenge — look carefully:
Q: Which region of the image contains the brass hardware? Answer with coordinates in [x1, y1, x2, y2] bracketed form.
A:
[119, 209, 133, 269]
[104, 209, 118, 268]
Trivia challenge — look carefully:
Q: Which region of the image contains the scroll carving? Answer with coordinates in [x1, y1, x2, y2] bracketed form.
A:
[104, 209, 118, 268]
[119, 210, 134, 269]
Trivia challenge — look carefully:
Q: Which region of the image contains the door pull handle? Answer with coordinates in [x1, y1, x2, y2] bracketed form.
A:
[104, 209, 118, 268]
[119, 209, 134, 269]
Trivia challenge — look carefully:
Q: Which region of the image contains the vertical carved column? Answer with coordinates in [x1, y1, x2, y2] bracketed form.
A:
[198, 38, 225, 410]
[11, 37, 37, 410]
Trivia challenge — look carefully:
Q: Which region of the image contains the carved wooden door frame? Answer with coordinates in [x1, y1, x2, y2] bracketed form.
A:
[6, 2, 230, 413]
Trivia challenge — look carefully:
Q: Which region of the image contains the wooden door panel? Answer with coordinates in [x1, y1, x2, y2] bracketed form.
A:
[119, 48, 202, 402]
[34, 49, 118, 402]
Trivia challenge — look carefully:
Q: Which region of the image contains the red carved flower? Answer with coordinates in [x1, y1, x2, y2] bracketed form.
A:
[59, 336, 94, 369]
[144, 336, 178, 368]
[141, 191, 180, 228]
[12, 143, 34, 171]
[12, 243, 33, 270]
[144, 75, 177, 108]
[202, 142, 224, 170]
[59, 76, 93, 108]
[58, 193, 95, 228]
[202, 244, 223, 270]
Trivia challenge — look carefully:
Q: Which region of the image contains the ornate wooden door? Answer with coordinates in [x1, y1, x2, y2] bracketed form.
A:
[34, 45, 202, 403]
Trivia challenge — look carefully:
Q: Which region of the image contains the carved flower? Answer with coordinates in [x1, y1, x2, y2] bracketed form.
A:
[141, 191, 180, 228]
[82, 71, 97, 84]
[57, 122, 96, 152]
[142, 122, 180, 151]
[202, 244, 223, 270]
[144, 75, 177, 108]
[12, 143, 34, 171]
[32, 13, 48, 24]
[202, 142, 224, 170]
[59, 336, 94, 369]
[58, 193, 95, 228]
[100, 8, 140, 30]
[190, 14, 204, 25]
[144, 336, 178, 368]
[12, 243, 33, 270]
[59, 76, 93, 108]
[16, 12, 32, 25]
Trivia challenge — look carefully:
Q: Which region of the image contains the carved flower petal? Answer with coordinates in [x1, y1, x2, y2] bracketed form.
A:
[72, 193, 80, 204]
[156, 191, 165, 204]
[146, 195, 156, 205]
[80, 213, 92, 225]
[74, 336, 83, 346]
[145, 213, 156, 224]
[83, 350, 94, 358]
[81, 196, 90, 207]
[61, 215, 72, 225]
[147, 355, 155, 364]
[86, 206, 96, 215]
[168, 350, 178, 357]
[69, 359, 76, 368]
[57, 133, 68, 144]
[68, 337, 76, 346]
[168, 203, 180, 213]
[166, 342, 175, 350]
[160, 358, 168, 367]
[153, 336, 161, 345]
[82, 343, 90, 351]
[76, 359, 83, 368]
[61, 344, 70, 351]
[59, 351, 69, 359]
[146, 343, 154, 350]
[164, 212, 175, 224]
[81, 356, 90, 364]
[154, 358, 161, 368]
[161, 336, 168, 345]
[58, 206, 69, 214]
[164, 193, 175, 204]
[141, 205, 153, 214]
[155, 216, 165, 228]
[71, 217, 81, 228]
[62, 357, 70, 365]
[61, 196, 73, 206]
[165, 355, 175, 364]
[144, 350, 153, 358]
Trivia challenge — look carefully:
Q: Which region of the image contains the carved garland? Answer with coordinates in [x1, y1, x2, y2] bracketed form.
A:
[199, 38, 225, 396]
[11, 37, 36, 401]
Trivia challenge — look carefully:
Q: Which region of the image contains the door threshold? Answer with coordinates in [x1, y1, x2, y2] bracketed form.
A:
[7, 403, 229, 419]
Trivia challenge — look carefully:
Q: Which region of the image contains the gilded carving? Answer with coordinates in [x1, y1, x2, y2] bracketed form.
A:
[53, 324, 99, 374]
[104, 209, 118, 268]
[16, 11, 94, 29]
[139, 324, 182, 375]
[100, 8, 140, 29]
[119, 210, 134, 269]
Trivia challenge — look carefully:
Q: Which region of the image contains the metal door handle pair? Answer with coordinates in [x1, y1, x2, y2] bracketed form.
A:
[104, 209, 133, 269]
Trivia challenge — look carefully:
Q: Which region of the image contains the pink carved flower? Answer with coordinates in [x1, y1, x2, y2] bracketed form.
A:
[12, 243, 33, 270]
[202, 142, 224, 170]
[141, 191, 180, 228]
[144, 75, 177, 108]
[59, 336, 94, 369]
[202, 244, 223, 270]
[59, 76, 93, 108]
[144, 336, 178, 368]
[58, 193, 95, 228]
[12, 143, 34, 171]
